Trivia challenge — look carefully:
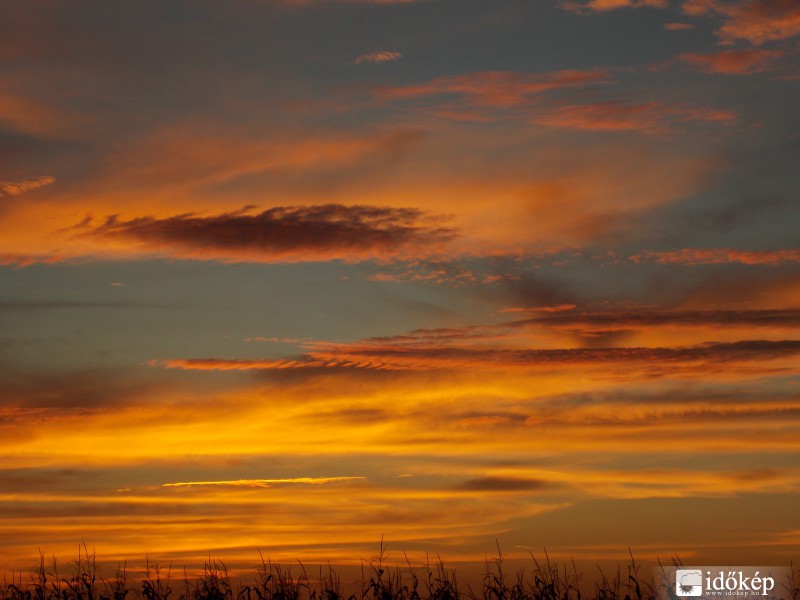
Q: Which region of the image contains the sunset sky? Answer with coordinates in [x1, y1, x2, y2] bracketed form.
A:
[1, 0, 800, 574]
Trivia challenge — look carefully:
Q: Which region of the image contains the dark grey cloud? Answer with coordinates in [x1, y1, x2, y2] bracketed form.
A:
[457, 477, 550, 492]
[510, 308, 800, 329]
[86, 205, 457, 262]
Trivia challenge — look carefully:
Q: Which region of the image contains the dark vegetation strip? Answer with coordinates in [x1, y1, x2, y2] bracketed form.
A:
[1, 544, 798, 600]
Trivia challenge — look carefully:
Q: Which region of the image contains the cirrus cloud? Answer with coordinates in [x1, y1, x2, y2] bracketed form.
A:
[372, 69, 612, 109]
[0, 176, 55, 197]
[354, 50, 402, 64]
[162, 477, 365, 488]
[535, 101, 737, 134]
[678, 48, 783, 74]
[631, 248, 800, 265]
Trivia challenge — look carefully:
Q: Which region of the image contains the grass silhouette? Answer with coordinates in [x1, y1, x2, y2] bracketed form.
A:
[2, 545, 798, 600]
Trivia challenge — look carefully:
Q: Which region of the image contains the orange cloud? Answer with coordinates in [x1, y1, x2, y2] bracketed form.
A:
[0, 99, 724, 258]
[157, 357, 394, 371]
[560, 0, 667, 13]
[158, 339, 800, 379]
[372, 69, 611, 109]
[153, 305, 800, 386]
[0, 127, 446, 260]
[679, 48, 783, 73]
[354, 50, 402, 64]
[682, 0, 800, 44]
[0, 92, 70, 136]
[0, 253, 63, 267]
[356, 306, 800, 350]
[0, 176, 55, 196]
[535, 101, 737, 133]
[502, 304, 579, 314]
[281, 0, 427, 4]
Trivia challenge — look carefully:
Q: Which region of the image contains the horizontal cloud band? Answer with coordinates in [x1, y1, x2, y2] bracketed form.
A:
[84, 204, 457, 262]
[157, 339, 800, 373]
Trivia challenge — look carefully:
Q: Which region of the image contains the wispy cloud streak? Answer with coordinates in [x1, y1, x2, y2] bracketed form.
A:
[678, 49, 783, 74]
[0, 176, 55, 197]
[162, 477, 365, 488]
[372, 69, 611, 112]
[354, 51, 402, 64]
[536, 101, 736, 133]
[158, 340, 800, 376]
[632, 248, 800, 265]
[560, 0, 667, 14]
